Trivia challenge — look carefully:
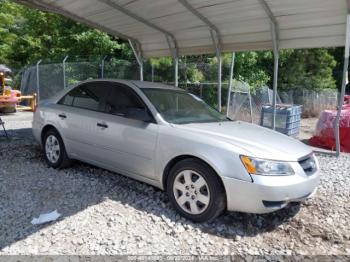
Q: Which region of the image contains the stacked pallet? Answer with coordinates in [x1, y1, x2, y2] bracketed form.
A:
[260, 104, 302, 136]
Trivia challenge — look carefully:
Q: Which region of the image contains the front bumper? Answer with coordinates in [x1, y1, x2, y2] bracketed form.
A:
[222, 166, 320, 214]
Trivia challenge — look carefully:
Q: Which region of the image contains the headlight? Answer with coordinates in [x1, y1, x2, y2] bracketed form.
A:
[240, 155, 294, 176]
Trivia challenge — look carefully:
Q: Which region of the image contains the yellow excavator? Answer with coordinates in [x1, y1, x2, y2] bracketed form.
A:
[0, 65, 36, 113]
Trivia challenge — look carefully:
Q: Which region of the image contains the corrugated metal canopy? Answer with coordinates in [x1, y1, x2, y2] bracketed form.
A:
[15, 0, 348, 57]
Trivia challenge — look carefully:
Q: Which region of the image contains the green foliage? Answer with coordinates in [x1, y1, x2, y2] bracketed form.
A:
[148, 57, 174, 82]
[224, 52, 270, 88]
[328, 47, 349, 92]
[278, 49, 337, 90]
[0, 0, 129, 69]
[183, 63, 205, 83]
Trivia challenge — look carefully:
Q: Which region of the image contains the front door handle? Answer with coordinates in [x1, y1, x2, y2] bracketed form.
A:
[58, 113, 67, 119]
[97, 122, 108, 128]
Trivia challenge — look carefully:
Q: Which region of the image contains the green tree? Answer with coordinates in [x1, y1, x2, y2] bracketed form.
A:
[224, 51, 270, 88]
[277, 48, 337, 90]
[0, 0, 129, 70]
[328, 47, 349, 92]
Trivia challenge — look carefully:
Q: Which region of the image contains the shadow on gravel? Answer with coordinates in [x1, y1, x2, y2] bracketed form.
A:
[0, 127, 32, 141]
[0, 127, 301, 250]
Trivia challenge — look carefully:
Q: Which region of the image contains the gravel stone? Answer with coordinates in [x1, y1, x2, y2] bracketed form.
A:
[0, 112, 349, 255]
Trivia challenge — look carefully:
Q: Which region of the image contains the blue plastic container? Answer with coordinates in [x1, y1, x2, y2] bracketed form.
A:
[260, 104, 302, 136]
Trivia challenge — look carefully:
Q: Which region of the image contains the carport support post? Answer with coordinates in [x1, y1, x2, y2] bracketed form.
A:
[271, 22, 279, 130]
[211, 30, 222, 112]
[226, 52, 235, 117]
[249, 89, 254, 123]
[36, 60, 42, 102]
[174, 57, 179, 87]
[101, 55, 107, 79]
[151, 64, 154, 82]
[178, 0, 222, 110]
[217, 52, 222, 112]
[63, 56, 68, 89]
[166, 35, 179, 87]
[335, 14, 350, 156]
[258, 0, 279, 130]
[129, 39, 143, 81]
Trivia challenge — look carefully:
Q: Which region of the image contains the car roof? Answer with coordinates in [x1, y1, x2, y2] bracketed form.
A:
[79, 79, 184, 91]
[131, 80, 183, 91]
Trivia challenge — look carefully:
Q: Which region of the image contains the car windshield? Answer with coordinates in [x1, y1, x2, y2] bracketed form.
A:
[142, 88, 228, 124]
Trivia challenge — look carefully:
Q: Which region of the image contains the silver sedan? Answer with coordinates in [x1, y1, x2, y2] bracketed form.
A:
[32, 80, 320, 222]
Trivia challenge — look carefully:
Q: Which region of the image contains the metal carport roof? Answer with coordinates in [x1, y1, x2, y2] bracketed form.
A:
[14, 0, 350, 156]
[15, 0, 348, 57]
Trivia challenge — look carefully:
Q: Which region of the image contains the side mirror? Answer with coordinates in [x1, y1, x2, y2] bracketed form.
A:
[127, 108, 153, 123]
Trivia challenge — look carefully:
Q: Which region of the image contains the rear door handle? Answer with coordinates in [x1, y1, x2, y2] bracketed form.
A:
[58, 113, 67, 119]
[97, 122, 108, 128]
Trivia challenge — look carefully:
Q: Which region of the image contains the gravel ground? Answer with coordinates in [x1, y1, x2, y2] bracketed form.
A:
[298, 117, 319, 141]
[0, 112, 349, 255]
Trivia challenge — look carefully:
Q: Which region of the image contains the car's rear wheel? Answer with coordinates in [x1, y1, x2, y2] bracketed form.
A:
[43, 129, 71, 168]
[167, 159, 226, 222]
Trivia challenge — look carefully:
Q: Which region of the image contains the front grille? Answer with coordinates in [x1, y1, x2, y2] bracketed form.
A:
[298, 154, 317, 175]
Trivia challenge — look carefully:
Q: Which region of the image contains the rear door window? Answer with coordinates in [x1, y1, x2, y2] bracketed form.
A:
[58, 82, 108, 112]
[59, 89, 75, 106]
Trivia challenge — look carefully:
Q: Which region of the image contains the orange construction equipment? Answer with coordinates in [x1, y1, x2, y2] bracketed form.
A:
[0, 72, 20, 113]
[0, 71, 37, 113]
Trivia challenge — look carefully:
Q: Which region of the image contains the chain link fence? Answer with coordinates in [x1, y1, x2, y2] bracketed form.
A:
[19, 58, 232, 101]
[19, 58, 339, 127]
[279, 88, 338, 118]
[227, 84, 338, 125]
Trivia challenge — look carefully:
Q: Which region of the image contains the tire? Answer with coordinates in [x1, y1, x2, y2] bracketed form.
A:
[167, 158, 226, 222]
[43, 128, 71, 168]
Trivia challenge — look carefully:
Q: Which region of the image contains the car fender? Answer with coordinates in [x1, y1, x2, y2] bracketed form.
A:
[156, 126, 252, 189]
[35, 105, 72, 154]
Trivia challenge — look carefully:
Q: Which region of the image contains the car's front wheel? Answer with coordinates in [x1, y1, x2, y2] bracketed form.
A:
[167, 159, 226, 222]
[43, 128, 71, 168]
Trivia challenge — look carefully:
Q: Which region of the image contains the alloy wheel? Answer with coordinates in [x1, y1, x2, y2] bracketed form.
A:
[172, 170, 210, 215]
[45, 135, 60, 164]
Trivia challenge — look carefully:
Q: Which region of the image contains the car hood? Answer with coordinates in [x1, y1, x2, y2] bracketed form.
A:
[175, 121, 312, 161]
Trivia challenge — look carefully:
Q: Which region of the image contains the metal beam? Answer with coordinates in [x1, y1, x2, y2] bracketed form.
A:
[226, 52, 235, 117]
[210, 30, 223, 110]
[101, 55, 108, 79]
[217, 54, 222, 112]
[178, 0, 222, 48]
[174, 57, 179, 87]
[211, 31, 222, 112]
[36, 60, 42, 102]
[257, 0, 279, 33]
[258, 0, 279, 130]
[179, 0, 223, 111]
[99, 0, 179, 85]
[14, 0, 141, 48]
[335, 14, 350, 156]
[99, 0, 178, 54]
[129, 40, 143, 81]
[166, 36, 179, 87]
[151, 64, 154, 82]
[271, 22, 279, 130]
[62, 56, 68, 89]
